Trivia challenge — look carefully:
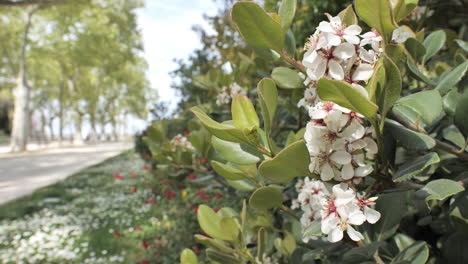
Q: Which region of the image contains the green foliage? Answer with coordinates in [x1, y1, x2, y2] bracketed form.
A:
[355, 0, 396, 43]
[249, 186, 283, 210]
[271, 67, 304, 89]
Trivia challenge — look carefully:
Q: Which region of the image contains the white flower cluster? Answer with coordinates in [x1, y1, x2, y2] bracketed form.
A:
[293, 179, 380, 243]
[215, 82, 246, 105]
[171, 134, 194, 150]
[298, 14, 382, 109]
[293, 14, 382, 243]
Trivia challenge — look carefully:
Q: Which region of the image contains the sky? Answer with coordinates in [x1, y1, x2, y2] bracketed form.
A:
[136, 0, 220, 113]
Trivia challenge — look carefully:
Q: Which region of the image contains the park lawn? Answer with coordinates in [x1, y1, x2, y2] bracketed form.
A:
[0, 150, 239, 264]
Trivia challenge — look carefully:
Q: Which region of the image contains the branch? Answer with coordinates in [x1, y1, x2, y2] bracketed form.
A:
[281, 49, 306, 74]
[356, 241, 385, 264]
[389, 114, 468, 162]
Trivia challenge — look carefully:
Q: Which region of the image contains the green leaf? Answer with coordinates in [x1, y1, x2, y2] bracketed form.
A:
[338, 4, 358, 25]
[231, 2, 285, 53]
[406, 59, 436, 86]
[317, 78, 378, 119]
[232, 95, 259, 129]
[220, 217, 240, 241]
[435, 59, 468, 95]
[284, 29, 296, 56]
[211, 136, 262, 165]
[455, 39, 468, 52]
[393, 0, 419, 22]
[422, 30, 446, 64]
[405, 38, 426, 62]
[271, 67, 303, 89]
[394, 233, 416, 251]
[226, 179, 256, 192]
[197, 205, 230, 241]
[391, 241, 429, 264]
[259, 140, 312, 183]
[191, 107, 248, 144]
[343, 242, 384, 263]
[257, 227, 267, 260]
[211, 160, 247, 180]
[355, 0, 397, 43]
[278, 0, 296, 30]
[442, 125, 465, 149]
[206, 248, 240, 264]
[393, 152, 440, 182]
[454, 90, 468, 137]
[415, 179, 465, 202]
[393, 90, 443, 126]
[249, 186, 283, 210]
[369, 191, 410, 241]
[303, 220, 322, 237]
[283, 232, 297, 256]
[377, 56, 402, 117]
[180, 249, 198, 264]
[443, 89, 462, 116]
[258, 78, 278, 133]
[194, 235, 232, 252]
[385, 120, 435, 150]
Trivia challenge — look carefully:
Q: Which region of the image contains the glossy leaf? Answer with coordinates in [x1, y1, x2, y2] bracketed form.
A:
[278, 0, 296, 30]
[191, 107, 247, 144]
[355, 0, 397, 43]
[317, 78, 378, 118]
[393, 152, 440, 182]
[211, 136, 262, 165]
[338, 4, 358, 25]
[258, 78, 278, 133]
[415, 179, 465, 202]
[455, 39, 468, 52]
[443, 89, 462, 116]
[377, 56, 402, 117]
[435, 60, 468, 95]
[393, 0, 418, 22]
[231, 2, 285, 53]
[406, 59, 436, 86]
[422, 30, 446, 64]
[249, 186, 283, 210]
[206, 248, 240, 264]
[303, 220, 322, 237]
[454, 90, 468, 137]
[220, 217, 240, 241]
[442, 125, 465, 149]
[391, 241, 429, 264]
[386, 120, 435, 150]
[393, 90, 443, 126]
[211, 160, 247, 180]
[259, 140, 312, 183]
[180, 249, 198, 264]
[232, 95, 259, 129]
[197, 205, 230, 240]
[226, 179, 256, 192]
[271, 67, 303, 89]
[257, 228, 267, 261]
[405, 38, 426, 62]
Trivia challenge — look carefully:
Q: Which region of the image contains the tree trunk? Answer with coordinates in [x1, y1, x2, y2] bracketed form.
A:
[10, 8, 36, 152]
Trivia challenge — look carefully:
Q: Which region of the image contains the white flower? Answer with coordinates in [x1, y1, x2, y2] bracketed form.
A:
[318, 14, 362, 45]
[360, 29, 382, 52]
[356, 195, 381, 224]
[303, 43, 356, 81]
[391, 27, 412, 44]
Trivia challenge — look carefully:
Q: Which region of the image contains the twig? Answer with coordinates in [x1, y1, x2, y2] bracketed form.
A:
[279, 205, 300, 221]
[281, 49, 306, 74]
[389, 115, 468, 161]
[356, 241, 385, 264]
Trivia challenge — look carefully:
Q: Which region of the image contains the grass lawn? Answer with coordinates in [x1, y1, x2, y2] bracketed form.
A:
[0, 150, 239, 264]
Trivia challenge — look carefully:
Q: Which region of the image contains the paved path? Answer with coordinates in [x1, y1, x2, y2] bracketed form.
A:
[0, 142, 132, 205]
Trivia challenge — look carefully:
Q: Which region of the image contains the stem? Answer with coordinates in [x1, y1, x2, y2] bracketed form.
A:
[282, 49, 306, 74]
[389, 114, 468, 162]
[279, 205, 300, 221]
[356, 241, 385, 264]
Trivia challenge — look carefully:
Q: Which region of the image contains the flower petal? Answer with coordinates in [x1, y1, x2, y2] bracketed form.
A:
[346, 225, 364, 241]
[328, 226, 344, 243]
[348, 211, 366, 225]
[355, 165, 374, 177]
[318, 21, 334, 33]
[333, 43, 355, 59]
[364, 206, 381, 224]
[330, 151, 352, 165]
[352, 64, 374, 81]
[328, 60, 344, 80]
[343, 35, 360, 45]
[344, 25, 362, 36]
[341, 163, 354, 180]
[321, 162, 335, 181]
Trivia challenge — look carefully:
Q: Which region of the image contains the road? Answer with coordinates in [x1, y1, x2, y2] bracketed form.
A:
[0, 142, 132, 205]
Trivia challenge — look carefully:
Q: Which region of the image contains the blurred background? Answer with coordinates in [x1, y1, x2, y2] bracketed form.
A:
[0, 0, 466, 263]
